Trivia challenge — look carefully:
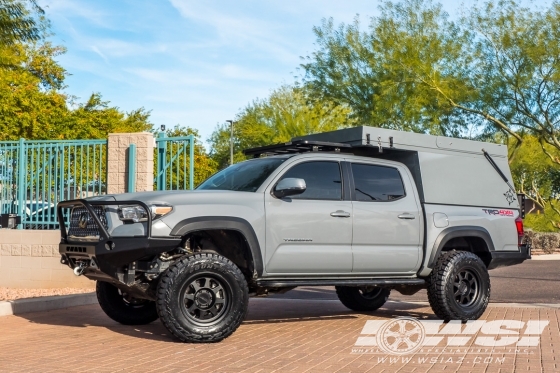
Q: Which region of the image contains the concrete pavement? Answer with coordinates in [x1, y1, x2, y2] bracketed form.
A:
[0, 259, 558, 372]
[0, 298, 558, 372]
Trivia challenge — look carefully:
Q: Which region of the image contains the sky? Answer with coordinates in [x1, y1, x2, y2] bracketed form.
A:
[37, 0, 550, 146]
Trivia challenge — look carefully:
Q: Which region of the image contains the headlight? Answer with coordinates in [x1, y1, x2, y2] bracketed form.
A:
[118, 204, 172, 223]
[119, 206, 149, 223]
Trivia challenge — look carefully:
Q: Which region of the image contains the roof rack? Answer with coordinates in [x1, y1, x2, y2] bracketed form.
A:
[243, 140, 352, 158]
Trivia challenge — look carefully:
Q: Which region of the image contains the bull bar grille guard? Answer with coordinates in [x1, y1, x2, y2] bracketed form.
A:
[58, 199, 182, 297]
[57, 199, 154, 242]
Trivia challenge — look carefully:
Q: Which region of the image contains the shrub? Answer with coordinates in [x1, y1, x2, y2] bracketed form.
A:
[524, 231, 560, 254]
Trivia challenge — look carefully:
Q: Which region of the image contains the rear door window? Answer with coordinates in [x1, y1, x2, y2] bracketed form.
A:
[351, 163, 405, 201]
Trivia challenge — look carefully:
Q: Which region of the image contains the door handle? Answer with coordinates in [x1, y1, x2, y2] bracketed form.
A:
[398, 213, 416, 220]
[330, 210, 351, 218]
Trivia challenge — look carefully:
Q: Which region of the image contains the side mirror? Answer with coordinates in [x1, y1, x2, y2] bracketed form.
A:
[273, 178, 306, 198]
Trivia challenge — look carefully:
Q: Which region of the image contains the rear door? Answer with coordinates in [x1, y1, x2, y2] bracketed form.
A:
[348, 160, 422, 274]
[264, 159, 353, 274]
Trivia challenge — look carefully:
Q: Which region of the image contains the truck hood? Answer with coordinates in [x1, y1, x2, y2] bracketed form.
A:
[88, 189, 263, 206]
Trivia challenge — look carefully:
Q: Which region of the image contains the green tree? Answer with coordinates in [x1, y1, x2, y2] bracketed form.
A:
[0, 0, 45, 45]
[209, 85, 356, 169]
[62, 93, 152, 140]
[302, 0, 471, 136]
[463, 1, 560, 159]
[0, 2, 154, 140]
[0, 42, 68, 140]
[302, 0, 560, 157]
[0, 41, 153, 140]
[510, 135, 560, 231]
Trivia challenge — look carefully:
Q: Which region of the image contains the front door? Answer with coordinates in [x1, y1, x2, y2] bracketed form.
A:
[349, 161, 422, 274]
[265, 160, 353, 275]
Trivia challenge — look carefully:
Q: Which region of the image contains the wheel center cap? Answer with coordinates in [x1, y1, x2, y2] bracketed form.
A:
[195, 290, 213, 308]
[459, 281, 469, 295]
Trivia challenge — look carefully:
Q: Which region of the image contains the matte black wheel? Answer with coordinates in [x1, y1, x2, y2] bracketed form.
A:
[182, 275, 229, 325]
[156, 253, 249, 343]
[96, 281, 159, 325]
[336, 286, 390, 312]
[427, 250, 490, 321]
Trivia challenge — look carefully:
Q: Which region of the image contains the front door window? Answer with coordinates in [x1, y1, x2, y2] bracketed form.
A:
[279, 161, 342, 200]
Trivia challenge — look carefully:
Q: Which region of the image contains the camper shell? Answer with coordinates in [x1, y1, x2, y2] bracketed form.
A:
[247, 126, 517, 211]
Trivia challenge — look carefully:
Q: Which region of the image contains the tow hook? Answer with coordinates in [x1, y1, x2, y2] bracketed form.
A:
[73, 261, 89, 276]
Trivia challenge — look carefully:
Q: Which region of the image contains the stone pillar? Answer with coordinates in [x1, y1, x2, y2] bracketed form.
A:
[107, 132, 154, 194]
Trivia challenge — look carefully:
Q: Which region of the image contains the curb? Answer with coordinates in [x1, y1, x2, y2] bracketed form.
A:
[0, 292, 97, 317]
[530, 254, 560, 261]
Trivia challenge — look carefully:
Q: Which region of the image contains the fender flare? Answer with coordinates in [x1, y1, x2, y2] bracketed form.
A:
[170, 216, 263, 276]
[424, 226, 495, 270]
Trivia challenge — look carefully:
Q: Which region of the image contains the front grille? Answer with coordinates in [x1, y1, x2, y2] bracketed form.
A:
[68, 206, 108, 238]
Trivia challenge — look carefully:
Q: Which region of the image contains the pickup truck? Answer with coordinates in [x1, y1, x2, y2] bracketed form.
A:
[57, 126, 530, 343]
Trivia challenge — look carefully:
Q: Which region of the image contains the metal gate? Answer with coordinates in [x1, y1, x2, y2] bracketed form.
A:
[154, 133, 195, 191]
[0, 139, 107, 229]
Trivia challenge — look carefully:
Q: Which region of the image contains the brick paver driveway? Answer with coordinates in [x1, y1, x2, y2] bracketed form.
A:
[0, 298, 558, 373]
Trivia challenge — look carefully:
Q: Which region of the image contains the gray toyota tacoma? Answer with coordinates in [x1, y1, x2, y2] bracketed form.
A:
[58, 126, 530, 342]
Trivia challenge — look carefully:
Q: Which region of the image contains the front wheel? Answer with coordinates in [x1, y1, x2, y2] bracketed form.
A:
[96, 281, 159, 325]
[156, 253, 249, 343]
[336, 286, 390, 312]
[427, 250, 490, 321]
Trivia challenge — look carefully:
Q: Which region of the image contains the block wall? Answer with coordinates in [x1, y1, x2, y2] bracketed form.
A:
[0, 230, 94, 289]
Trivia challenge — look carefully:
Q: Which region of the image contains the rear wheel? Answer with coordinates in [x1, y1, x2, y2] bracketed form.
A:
[96, 281, 158, 325]
[336, 286, 390, 312]
[156, 253, 249, 343]
[427, 250, 490, 321]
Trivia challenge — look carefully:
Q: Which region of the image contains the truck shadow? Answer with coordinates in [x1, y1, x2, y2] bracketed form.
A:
[244, 298, 435, 325]
[16, 297, 436, 343]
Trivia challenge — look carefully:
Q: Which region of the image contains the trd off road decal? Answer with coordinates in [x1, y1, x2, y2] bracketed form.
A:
[482, 209, 514, 217]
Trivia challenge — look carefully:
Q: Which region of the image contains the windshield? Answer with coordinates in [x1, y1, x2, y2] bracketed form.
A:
[197, 158, 287, 192]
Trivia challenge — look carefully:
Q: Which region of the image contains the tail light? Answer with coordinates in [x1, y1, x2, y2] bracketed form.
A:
[515, 217, 524, 246]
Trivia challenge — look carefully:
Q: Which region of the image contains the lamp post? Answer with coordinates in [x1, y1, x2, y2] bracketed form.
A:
[226, 120, 234, 165]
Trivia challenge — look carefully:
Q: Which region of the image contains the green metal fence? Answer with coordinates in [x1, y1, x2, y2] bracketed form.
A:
[0, 139, 107, 229]
[155, 133, 195, 191]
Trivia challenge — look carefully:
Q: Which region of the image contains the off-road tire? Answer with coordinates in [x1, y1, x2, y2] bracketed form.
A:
[335, 286, 391, 312]
[156, 253, 249, 343]
[96, 281, 159, 325]
[427, 250, 490, 321]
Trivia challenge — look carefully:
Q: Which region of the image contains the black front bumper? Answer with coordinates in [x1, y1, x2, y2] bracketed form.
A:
[58, 199, 182, 294]
[487, 244, 531, 270]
